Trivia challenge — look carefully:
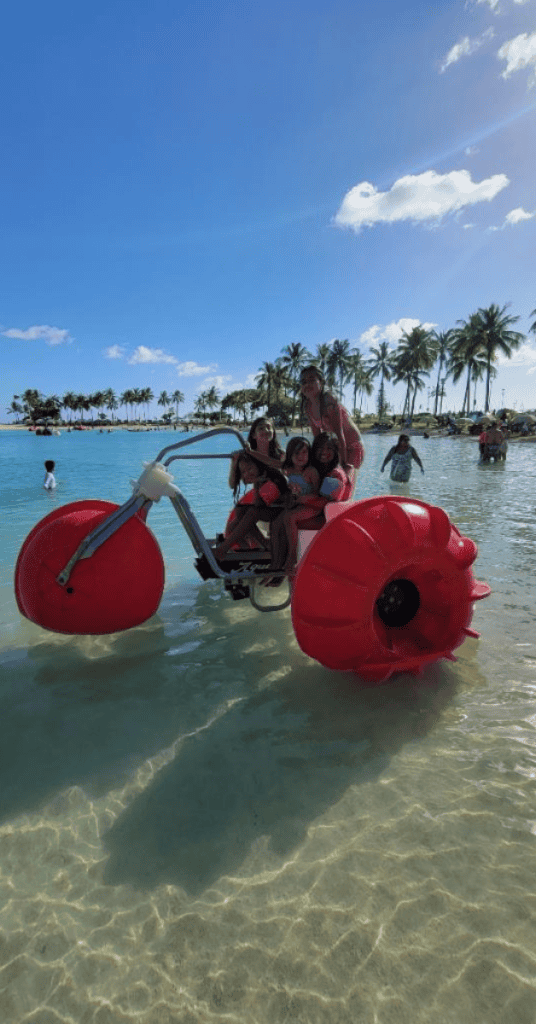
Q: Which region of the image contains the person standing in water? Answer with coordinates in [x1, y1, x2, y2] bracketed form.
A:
[381, 434, 424, 482]
[43, 460, 57, 490]
[299, 365, 364, 493]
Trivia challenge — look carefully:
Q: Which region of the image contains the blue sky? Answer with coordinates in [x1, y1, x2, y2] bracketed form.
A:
[2, 0, 535, 420]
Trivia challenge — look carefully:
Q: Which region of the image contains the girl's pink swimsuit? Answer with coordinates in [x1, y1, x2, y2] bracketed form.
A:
[308, 401, 364, 470]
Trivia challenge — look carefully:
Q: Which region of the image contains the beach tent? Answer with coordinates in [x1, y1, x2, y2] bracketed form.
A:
[474, 414, 494, 426]
[511, 414, 536, 426]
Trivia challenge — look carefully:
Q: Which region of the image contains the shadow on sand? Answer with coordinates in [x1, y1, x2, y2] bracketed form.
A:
[102, 657, 464, 896]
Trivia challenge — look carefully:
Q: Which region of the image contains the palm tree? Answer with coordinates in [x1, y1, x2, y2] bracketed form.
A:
[88, 391, 105, 424]
[103, 388, 118, 422]
[140, 387, 154, 422]
[367, 342, 393, 420]
[392, 356, 416, 420]
[158, 390, 171, 421]
[131, 387, 143, 422]
[315, 343, 332, 378]
[7, 398, 23, 422]
[62, 391, 78, 423]
[256, 361, 277, 412]
[392, 326, 436, 422]
[348, 350, 373, 414]
[74, 393, 90, 423]
[431, 331, 455, 416]
[529, 308, 536, 335]
[21, 389, 41, 421]
[272, 363, 290, 404]
[120, 389, 134, 423]
[280, 342, 311, 424]
[194, 391, 208, 423]
[234, 390, 248, 425]
[171, 389, 185, 422]
[448, 318, 488, 415]
[328, 339, 353, 401]
[204, 385, 221, 421]
[473, 304, 524, 412]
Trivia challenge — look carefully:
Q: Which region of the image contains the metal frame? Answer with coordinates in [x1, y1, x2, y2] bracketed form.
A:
[55, 427, 291, 611]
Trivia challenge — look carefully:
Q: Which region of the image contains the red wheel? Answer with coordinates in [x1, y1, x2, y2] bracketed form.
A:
[291, 496, 490, 682]
[15, 500, 165, 634]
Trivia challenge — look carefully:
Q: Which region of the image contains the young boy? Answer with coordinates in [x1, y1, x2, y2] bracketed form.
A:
[43, 460, 57, 490]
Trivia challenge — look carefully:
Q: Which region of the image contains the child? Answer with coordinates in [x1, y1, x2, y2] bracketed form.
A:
[299, 365, 364, 489]
[268, 432, 350, 580]
[283, 436, 320, 499]
[43, 460, 56, 490]
[215, 453, 289, 560]
[227, 417, 284, 488]
[381, 434, 424, 482]
[311, 431, 353, 502]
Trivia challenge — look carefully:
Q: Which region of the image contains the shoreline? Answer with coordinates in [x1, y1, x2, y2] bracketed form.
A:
[1, 422, 535, 443]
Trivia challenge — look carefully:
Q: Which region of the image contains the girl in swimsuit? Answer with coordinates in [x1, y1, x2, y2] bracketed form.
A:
[268, 432, 350, 581]
[215, 453, 289, 560]
[311, 432, 353, 502]
[227, 417, 284, 488]
[283, 436, 320, 499]
[299, 365, 364, 491]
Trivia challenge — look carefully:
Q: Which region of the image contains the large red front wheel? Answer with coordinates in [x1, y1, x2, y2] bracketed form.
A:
[291, 496, 490, 682]
[15, 500, 165, 635]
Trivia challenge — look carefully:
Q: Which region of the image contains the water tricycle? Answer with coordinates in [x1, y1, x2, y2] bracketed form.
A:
[15, 428, 490, 683]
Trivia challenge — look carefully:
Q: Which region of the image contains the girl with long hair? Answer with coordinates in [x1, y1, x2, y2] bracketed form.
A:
[299, 365, 364, 491]
[227, 416, 284, 488]
[215, 452, 289, 560]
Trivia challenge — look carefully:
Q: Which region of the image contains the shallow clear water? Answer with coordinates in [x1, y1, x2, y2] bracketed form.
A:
[1, 428, 536, 1024]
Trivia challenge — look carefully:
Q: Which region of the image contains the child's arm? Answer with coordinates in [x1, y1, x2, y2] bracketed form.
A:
[411, 448, 424, 472]
[293, 467, 320, 504]
[319, 467, 349, 502]
[244, 446, 284, 470]
[380, 448, 394, 472]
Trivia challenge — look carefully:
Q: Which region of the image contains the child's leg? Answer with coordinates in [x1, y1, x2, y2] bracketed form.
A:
[282, 510, 301, 571]
[269, 512, 289, 571]
[282, 506, 320, 571]
[215, 507, 260, 559]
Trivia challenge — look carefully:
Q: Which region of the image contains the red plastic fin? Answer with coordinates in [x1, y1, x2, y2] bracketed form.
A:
[470, 581, 491, 601]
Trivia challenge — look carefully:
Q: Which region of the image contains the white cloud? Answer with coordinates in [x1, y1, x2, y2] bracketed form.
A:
[359, 318, 437, 351]
[497, 341, 536, 373]
[473, 0, 528, 9]
[489, 206, 535, 230]
[127, 346, 178, 365]
[176, 360, 217, 376]
[1, 324, 73, 345]
[103, 344, 125, 359]
[505, 206, 535, 224]
[334, 169, 509, 232]
[498, 32, 536, 86]
[465, 146, 479, 156]
[463, 222, 476, 229]
[198, 375, 232, 391]
[440, 28, 494, 73]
